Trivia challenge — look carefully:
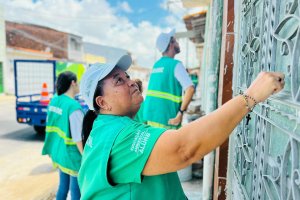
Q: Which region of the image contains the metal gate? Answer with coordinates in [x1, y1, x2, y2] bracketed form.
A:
[227, 0, 300, 199]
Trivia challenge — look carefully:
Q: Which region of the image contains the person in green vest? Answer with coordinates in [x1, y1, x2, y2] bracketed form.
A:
[143, 29, 195, 129]
[78, 53, 284, 200]
[42, 71, 84, 200]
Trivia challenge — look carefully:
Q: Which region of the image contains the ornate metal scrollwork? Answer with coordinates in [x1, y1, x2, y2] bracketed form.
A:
[272, 0, 300, 103]
[263, 139, 300, 199]
[241, 6, 261, 87]
[231, 0, 300, 200]
[234, 115, 253, 185]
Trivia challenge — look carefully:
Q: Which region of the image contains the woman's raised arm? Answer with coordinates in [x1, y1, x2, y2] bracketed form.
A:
[143, 71, 285, 175]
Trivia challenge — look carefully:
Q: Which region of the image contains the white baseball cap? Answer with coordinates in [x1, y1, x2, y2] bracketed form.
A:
[80, 53, 132, 110]
[156, 29, 176, 53]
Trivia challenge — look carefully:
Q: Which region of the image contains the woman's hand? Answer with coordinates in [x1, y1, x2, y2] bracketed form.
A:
[245, 72, 285, 105]
[168, 112, 183, 126]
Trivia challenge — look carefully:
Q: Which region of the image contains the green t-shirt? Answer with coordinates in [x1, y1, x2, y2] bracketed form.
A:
[78, 115, 186, 200]
[134, 102, 146, 123]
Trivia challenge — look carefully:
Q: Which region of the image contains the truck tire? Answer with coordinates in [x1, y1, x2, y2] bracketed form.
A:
[34, 125, 45, 135]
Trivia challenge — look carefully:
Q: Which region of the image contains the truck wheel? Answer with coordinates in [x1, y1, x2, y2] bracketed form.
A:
[34, 126, 45, 134]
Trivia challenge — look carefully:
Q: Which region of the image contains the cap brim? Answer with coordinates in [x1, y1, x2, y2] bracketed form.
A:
[92, 54, 132, 84]
[115, 54, 132, 71]
[169, 29, 176, 38]
[79, 53, 132, 110]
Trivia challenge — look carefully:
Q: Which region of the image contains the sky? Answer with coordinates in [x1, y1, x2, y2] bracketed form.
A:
[0, 0, 202, 68]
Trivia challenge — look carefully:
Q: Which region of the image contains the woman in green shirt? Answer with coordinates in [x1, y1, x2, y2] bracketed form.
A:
[78, 53, 285, 200]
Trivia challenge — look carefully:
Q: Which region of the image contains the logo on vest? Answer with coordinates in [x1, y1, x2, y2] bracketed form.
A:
[152, 67, 164, 74]
[49, 106, 62, 115]
[130, 129, 150, 154]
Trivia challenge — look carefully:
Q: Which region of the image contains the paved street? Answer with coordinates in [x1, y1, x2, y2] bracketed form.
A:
[0, 95, 57, 200]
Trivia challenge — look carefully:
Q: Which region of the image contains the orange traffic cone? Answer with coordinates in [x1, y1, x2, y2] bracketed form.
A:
[40, 82, 50, 105]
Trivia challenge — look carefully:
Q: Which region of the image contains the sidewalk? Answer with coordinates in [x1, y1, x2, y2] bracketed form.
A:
[0, 94, 58, 200]
[0, 140, 58, 200]
[0, 94, 15, 103]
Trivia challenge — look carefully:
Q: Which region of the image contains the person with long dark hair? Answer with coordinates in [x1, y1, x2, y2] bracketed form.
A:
[42, 71, 83, 200]
[78, 53, 284, 200]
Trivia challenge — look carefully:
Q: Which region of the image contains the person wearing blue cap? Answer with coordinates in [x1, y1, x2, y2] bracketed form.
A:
[78, 52, 284, 199]
[143, 29, 195, 129]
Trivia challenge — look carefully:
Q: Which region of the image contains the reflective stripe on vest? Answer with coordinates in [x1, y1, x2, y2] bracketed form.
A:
[53, 162, 78, 176]
[146, 90, 182, 103]
[46, 126, 76, 145]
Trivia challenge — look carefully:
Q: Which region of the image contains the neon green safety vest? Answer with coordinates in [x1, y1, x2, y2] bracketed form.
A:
[42, 94, 82, 176]
[143, 56, 182, 129]
[78, 115, 186, 200]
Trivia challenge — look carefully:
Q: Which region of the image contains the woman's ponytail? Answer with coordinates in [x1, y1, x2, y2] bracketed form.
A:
[81, 79, 104, 148]
[82, 110, 97, 148]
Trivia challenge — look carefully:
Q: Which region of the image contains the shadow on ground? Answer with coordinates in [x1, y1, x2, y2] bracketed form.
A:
[30, 163, 55, 175]
[0, 127, 45, 142]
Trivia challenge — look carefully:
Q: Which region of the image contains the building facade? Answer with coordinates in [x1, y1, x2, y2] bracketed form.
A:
[0, 6, 5, 94]
[4, 21, 84, 94]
